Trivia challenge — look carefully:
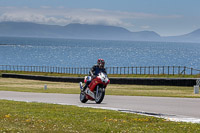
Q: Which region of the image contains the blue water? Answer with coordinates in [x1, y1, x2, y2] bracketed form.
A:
[0, 37, 200, 69]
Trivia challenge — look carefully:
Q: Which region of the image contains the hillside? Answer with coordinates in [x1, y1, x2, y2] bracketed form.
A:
[0, 21, 199, 42]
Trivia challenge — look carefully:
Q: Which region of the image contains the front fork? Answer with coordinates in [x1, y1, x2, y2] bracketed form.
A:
[96, 85, 99, 98]
[95, 85, 105, 99]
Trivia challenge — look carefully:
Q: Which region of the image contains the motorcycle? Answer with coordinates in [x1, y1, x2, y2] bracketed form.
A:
[79, 72, 110, 104]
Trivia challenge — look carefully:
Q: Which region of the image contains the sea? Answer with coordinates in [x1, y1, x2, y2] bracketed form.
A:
[0, 37, 200, 69]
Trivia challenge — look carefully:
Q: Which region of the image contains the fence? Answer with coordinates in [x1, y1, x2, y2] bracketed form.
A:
[0, 65, 200, 75]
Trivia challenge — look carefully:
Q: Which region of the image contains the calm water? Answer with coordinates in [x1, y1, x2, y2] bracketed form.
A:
[0, 37, 200, 69]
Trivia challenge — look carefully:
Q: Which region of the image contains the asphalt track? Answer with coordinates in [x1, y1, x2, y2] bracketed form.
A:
[1, 91, 200, 123]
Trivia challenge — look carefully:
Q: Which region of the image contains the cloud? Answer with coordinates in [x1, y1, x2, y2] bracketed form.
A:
[0, 6, 182, 28]
[0, 12, 69, 24]
[40, 6, 51, 9]
[141, 25, 150, 29]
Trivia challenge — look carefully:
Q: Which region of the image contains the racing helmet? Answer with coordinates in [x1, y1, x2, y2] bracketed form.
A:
[97, 59, 105, 68]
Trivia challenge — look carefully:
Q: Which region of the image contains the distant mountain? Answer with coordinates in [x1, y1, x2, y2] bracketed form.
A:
[0, 21, 199, 43]
[180, 29, 200, 42]
[0, 22, 64, 38]
[0, 22, 160, 41]
[63, 23, 133, 40]
[164, 29, 200, 43]
[131, 31, 161, 41]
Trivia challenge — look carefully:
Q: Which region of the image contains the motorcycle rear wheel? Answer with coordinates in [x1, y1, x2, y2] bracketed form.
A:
[95, 87, 105, 104]
[80, 92, 88, 103]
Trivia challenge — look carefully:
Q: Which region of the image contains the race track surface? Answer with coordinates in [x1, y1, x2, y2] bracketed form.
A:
[1, 91, 200, 123]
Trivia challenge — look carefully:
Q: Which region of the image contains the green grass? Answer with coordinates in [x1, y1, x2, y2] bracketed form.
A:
[107, 84, 200, 98]
[0, 100, 199, 132]
[1, 71, 199, 98]
[1, 70, 200, 78]
[0, 77, 200, 98]
[0, 77, 79, 94]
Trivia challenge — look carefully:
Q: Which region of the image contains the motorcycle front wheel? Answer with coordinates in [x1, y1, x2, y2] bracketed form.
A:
[80, 92, 88, 103]
[95, 87, 105, 104]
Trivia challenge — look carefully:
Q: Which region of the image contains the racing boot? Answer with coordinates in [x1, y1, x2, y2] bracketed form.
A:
[82, 84, 87, 92]
[80, 82, 83, 91]
[80, 82, 87, 92]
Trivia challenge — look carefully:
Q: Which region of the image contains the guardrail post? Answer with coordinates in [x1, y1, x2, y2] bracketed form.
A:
[136, 67, 137, 75]
[184, 66, 186, 75]
[153, 66, 154, 75]
[132, 67, 133, 74]
[163, 66, 164, 74]
[128, 67, 129, 74]
[178, 66, 180, 75]
[168, 66, 170, 75]
[191, 68, 193, 75]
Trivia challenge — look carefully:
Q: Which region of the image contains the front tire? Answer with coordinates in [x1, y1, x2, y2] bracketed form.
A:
[95, 87, 105, 104]
[80, 92, 88, 103]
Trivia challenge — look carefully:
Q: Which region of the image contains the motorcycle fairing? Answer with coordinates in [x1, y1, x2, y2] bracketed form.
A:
[85, 88, 95, 99]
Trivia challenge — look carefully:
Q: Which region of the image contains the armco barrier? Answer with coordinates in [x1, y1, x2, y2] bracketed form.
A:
[2, 73, 197, 86]
[2, 73, 82, 83]
[109, 77, 196, 86]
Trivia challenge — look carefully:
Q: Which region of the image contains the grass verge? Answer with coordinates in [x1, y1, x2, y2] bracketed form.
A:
[0, 78, 200, 98]
[0, 100, 199, 132]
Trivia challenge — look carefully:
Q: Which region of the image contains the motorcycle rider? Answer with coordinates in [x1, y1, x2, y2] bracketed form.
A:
[81, 59, 107, 91]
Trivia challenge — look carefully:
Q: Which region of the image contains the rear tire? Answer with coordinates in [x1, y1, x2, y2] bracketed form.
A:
[95, 87, 105, 104]
[80, 92, 88, 103]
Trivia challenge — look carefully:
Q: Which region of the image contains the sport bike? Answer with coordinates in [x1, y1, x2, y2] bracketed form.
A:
[79, 72, 110, 104]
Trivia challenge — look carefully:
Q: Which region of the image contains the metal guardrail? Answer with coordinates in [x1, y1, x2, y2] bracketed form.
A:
[0, 65, 200, 75]
[2, 73, 198, 86]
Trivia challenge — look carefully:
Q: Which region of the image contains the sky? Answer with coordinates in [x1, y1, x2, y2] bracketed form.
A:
[0, 0, 200, 36]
